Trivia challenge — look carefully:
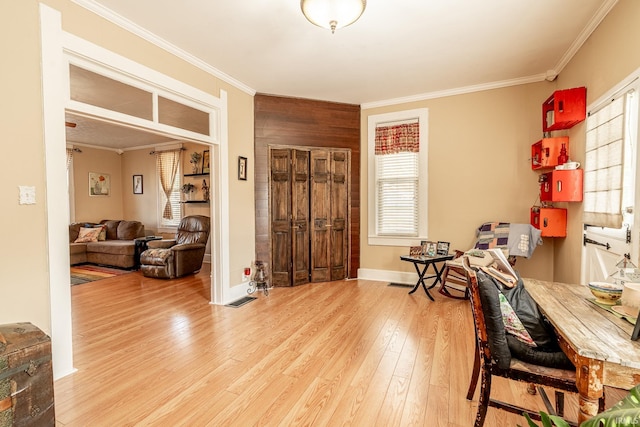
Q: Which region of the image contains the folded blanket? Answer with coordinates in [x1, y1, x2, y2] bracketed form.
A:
[474, 222, 542, 258]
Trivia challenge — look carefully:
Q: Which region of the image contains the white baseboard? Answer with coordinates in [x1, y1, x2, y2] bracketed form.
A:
[357, 268, 417, 285]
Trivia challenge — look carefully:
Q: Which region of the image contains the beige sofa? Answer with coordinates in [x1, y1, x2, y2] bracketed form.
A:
[69, 220, 145, 269]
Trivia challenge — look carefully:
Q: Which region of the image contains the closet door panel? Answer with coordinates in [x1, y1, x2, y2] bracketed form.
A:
[270, 149, 292, 287]
[310, 150, 331, 282]
[291, 150, 310, 286]
[330, 151, 349, 280]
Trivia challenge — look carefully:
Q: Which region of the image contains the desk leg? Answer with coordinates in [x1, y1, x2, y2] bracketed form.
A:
[575, 356, 604, 423]
[408, 262, 435, 301]
[430, 262, 447, 289]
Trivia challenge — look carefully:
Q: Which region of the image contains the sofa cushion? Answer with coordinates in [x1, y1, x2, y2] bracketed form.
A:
[74, 227, 102, 243]
[140, 248, 173, 266]
[69, 242, 87, 255]
[117, 220, 144, 240]
[100, 220, 121, 240]
[69, 222, 97, 242]
[90, 224, 107, 241]
[86, 241, 135, 256]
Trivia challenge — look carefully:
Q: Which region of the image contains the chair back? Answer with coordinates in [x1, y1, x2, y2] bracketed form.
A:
[461, 257, 493, 368]
[176, 215, 210, 245]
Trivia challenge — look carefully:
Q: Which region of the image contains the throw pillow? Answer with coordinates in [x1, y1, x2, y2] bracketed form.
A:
[476, 270, 511, 369]
[74, 226, 102, 243]
[498, 293, 536, 347]
[506, 335, 574, 370]
[94, 225, 107, 241]
[502, 276, 560, 350]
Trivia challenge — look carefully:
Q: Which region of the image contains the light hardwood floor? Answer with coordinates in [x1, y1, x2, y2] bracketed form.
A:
[56, 265, 604, 426]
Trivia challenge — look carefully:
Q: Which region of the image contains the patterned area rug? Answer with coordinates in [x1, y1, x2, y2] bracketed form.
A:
[70, 265, 130, 285]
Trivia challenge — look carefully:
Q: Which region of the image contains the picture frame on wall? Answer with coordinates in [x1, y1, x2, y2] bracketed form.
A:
[436, 241, 451, 255]
[89, 172, 110, 196]
[202, 150, 210, 173]
[133, 175, 143, 194]
[238, 156, 247, 180]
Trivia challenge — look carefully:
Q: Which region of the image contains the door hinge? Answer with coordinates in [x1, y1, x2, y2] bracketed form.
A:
[627, 226, 632, 244]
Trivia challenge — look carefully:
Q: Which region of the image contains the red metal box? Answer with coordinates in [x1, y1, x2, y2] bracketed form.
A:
[542, 87, 587, 132]
[539, 169, 583, 202]
[531, 207, 567, 238]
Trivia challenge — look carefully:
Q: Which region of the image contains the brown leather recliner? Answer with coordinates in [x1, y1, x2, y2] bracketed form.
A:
[140, 215, 210, 279]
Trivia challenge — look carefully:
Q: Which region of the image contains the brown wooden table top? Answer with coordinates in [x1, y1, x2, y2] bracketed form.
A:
[524, 278, 640, 390]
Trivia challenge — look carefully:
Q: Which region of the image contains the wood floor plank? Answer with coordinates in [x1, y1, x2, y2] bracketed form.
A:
[55, 266, 589, 426]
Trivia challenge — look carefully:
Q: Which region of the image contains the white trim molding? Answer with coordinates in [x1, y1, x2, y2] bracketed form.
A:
[367, 108, 429, 246]
[71, 0, 256, 97]
[357, 268, 416, 286]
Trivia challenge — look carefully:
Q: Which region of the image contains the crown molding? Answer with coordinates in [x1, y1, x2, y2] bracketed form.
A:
[552, 0, 619, 76]
[71, 0, 256, 97]
[361, 74, 546, 110]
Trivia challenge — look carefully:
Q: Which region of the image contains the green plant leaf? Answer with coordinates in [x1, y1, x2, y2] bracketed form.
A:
[581, 384, 640, 427]
[548, 414, 571, 427]
[521, 411, 571, 427]
[522, 413, 541, 427]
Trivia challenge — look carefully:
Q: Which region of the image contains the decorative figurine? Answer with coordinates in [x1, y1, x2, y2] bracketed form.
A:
[202, 179, 209, 202]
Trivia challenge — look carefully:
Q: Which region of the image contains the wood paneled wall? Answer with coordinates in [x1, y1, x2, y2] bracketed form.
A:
[254, 94, 360, 278]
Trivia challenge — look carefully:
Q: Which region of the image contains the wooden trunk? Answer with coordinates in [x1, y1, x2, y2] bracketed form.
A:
[0, 323, 55, 427]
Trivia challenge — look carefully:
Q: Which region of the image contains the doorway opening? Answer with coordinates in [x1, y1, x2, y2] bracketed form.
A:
[582, 74, 640, 285]
[40, 4, 229, 379]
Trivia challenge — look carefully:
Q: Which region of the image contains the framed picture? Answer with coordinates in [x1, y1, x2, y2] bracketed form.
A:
[436, 241, 451, 256]
[133, 175, 143, 194]
[202, 150, 210, 173]
[89, 172, 110, 196]
[426, 241, 437, 257]
[238, 156, 247, 180]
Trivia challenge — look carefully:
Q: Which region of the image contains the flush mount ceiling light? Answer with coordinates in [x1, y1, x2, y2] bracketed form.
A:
[300, 0, 366, 34]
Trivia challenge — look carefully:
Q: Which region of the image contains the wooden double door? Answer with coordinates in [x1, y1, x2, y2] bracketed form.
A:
[270, 148, 350, 287]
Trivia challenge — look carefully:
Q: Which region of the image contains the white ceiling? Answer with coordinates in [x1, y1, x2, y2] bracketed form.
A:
[67, 0, 617, 148]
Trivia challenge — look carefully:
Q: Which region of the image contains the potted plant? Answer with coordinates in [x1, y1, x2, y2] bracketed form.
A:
[181, 183, 196, 200]
[190, 152, 202, 174]
[519, 384, 640, 427]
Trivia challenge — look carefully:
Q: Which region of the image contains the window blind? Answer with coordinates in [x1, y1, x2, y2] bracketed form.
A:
[583, 94, 627, 228]
[376, 151, 419, 236]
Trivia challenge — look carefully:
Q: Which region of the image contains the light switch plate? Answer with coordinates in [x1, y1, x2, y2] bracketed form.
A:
[19, 186, 36, 205]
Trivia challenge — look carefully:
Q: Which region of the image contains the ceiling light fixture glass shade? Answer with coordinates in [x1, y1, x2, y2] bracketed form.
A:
[300, 0, 366, 34]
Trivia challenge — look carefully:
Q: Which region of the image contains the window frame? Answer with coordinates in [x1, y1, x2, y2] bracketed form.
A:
[367, 108, 429, 246]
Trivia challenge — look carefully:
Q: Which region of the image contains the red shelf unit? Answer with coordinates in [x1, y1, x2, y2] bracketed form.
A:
[539, 169, 583, 202]
[531, 137, 570, 170]
[542, 87, 587, 132]
[531, 207, 567, 237]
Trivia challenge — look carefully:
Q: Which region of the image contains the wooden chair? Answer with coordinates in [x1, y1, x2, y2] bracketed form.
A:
[460, 257, 589, 427]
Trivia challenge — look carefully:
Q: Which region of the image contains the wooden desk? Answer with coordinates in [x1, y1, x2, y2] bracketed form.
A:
[523, 278, 640, 423]
[400, 254, 454, 301]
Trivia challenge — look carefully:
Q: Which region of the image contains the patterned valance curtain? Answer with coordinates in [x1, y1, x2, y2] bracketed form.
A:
[156, 149, 182, 220]
[374, 122, 419, 155]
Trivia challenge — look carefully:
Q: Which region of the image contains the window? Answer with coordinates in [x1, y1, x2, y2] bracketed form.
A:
[156, 149, 183, 229]
[583, 88, 637, 228]
[368, 108, 428, 246]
